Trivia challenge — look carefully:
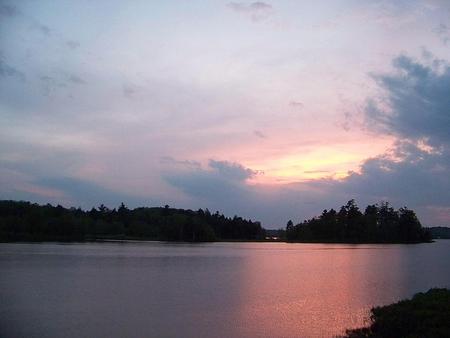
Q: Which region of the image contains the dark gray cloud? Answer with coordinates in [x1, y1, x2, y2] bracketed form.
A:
[0, 59, 25, 81]
[227, 2, 273, 21]
[160, 157, 201, 170]
[39, 75, 59, 96]
[339, 111, 355, 132]
[35, 176, 148, 209]
[325, 54, 450, 224]
[434, 23, 450, 45]
[0, 136, 123, 209]
[164, 160, 255, 201]
[254, 130, 267, 138]
[68, 74, 86, 85]
[366, 54, 450, 146]
[0, 3, 19, 17]
[66, 40, 80, 49]
[0, 2, 51, 36]
[123, 84, 138, 98]
[0, 136, 149, 210]
[38, 73, 86, 95]
[209, 160, 256, 181]
[31, 22, 51, 36]
[313, 141, 450, 206]
[0, 174, 148, 210]
[164, 160, 251, 203]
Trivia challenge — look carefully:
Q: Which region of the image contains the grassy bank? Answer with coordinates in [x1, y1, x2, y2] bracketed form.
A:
[341, 288, 450, 338]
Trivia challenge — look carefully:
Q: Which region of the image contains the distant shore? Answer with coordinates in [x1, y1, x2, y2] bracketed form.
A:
[1, 200, 443, 245]
[1, 235, 441, 245]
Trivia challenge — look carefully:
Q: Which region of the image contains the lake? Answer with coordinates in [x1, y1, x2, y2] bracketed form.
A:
[1, 241, 449, 338]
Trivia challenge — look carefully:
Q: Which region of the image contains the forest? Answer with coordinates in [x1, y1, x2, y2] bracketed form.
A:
[427, 226, 450, 239]
[286, 200, 432, 243]
[0, 199, 433, 243]
[0, 200, 265, 242]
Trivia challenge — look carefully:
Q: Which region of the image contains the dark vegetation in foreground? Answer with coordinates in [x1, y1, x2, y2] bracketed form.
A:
[286, 200, 432, 243]
[341, 288, 450, 338]
[0, 200, 264, 242]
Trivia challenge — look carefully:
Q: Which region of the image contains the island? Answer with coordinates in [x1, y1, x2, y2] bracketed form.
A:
[285, 199, 432, 243]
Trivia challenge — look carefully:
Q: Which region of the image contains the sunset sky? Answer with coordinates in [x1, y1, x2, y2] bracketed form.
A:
[1, 0, 449, 227]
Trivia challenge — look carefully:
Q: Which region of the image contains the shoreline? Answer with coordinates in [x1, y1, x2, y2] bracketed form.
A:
[0, 237, 439, 245]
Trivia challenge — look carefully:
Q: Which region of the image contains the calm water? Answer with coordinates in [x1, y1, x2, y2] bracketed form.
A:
[1, 241, 449, 338]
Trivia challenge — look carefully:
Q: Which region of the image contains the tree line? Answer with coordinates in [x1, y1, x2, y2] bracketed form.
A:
[0, 200, 265, 242]
[427, 226, 450, 239]
[286, 200, 431, 243]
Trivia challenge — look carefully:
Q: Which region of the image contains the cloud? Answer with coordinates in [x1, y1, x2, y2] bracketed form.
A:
[320, 54, 450, 225]
[312, 141, 450, 224]
[164, 160, 254, 202]
[0, 4, 19, 17]
[366, 54, 450, 146]
[316, 141, 450, 203]
[160, 157, 201, 170]
[227, 2, 273, 22]
[340, 111, 354, 132]
[425, 0, 450, 11]
[39, 75, 59, 96]
[434, 23, 450, 45]
[0, 2, 51, 36]
[304, 170, 330, 174]
[228, 1, 272, 12]
[31, 22, 51, 36]
[209, 160, 256, 181]
[33, 177, 146, 208]
[253, 130, 267, 138]
[162, 158, 346, 226]
[37, 73, 86, 95]
[68, 74, 86, 85]
[162, 50, 450, 225]
[122, 84, 138, 98]
[164, 159, 256, 192]
[0, 165, 148, 210]
[66, 40, 80, 49]
[0, 59, 25, 81]
[162, 55, 450, 226]
[289, 101, 303, 108]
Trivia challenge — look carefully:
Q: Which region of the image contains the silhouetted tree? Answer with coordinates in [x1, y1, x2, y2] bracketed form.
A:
[0, 200, 264, 242]
[286, 200, 430, 243]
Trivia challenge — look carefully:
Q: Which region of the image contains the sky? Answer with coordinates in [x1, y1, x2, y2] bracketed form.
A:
[1, 0, 450, 227]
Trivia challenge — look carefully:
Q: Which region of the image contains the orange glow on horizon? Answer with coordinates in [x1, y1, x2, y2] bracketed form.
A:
[246, 140, 393, 185]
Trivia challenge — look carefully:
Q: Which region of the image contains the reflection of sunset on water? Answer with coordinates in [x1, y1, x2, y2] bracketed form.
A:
[231, 242, 447, 337]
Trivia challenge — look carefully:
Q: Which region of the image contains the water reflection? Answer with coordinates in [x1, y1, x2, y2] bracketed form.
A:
[0, 241, 449, 338]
